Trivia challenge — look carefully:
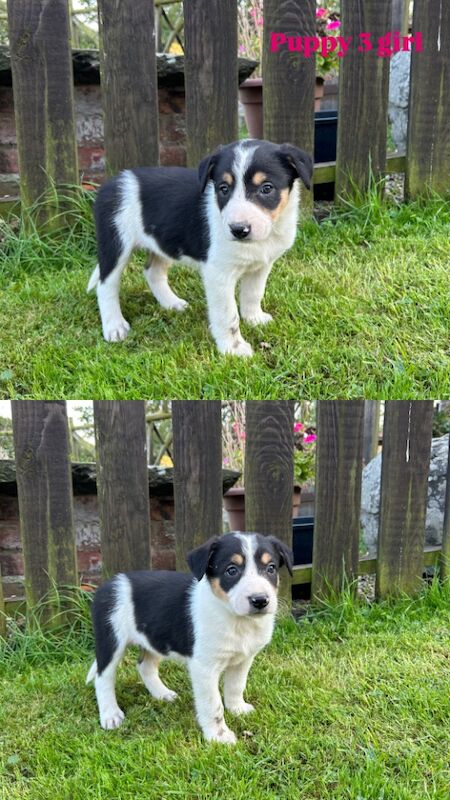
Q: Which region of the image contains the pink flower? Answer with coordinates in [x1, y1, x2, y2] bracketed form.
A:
[316, 8, 327, 17]
[223, 456, 230, 465]
[304, 434, 317, 444]
[326, 20, 341, 29]
[256, 16, 264, 26]
[293, 422, 304, 432]
[239, 44, 246, 53]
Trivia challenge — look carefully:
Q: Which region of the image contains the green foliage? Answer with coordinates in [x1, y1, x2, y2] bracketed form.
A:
[1, 582, 450, 799]
[1, 191, 450, 399]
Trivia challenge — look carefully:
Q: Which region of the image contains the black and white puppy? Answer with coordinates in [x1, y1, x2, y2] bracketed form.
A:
[86, 531, 293, 743]
[88, 139, 313, 356]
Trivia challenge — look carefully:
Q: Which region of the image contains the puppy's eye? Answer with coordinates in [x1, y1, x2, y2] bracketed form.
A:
[218, 183, 230, 196]
[266, 563, 277, 574]
[260, 182, 274, 195]
[225, 565, 239, 577]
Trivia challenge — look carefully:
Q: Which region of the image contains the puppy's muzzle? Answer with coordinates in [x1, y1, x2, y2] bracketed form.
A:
[249, 593, 269, 610]
[229, 222, 251, 240]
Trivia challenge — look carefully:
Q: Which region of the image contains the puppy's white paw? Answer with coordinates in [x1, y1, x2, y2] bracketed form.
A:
[218, 338, 253, 357]
[227, 701, 255, 716]
[162, 689, 178, 702]
[244, 310, 273, 327]
[207, 726, 237, 745]
[170, 298, 188, 312]
[103, 318, 130, 342]
[100, 707, 125, 730]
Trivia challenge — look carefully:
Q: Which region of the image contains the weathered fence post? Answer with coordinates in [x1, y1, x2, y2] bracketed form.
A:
[93, 401, 151, 578]
[312, 401, 365, 600]
[6, 0, 78, 217]
[184, 0, 238, 166]
[262, 0, 315, 216]
[172, 401, 223, 570]
[376, 401, 434, 599]
[405, 0, 450, 198]
[245, 401, 295, 604]
[441, 434, 450, 581]
[0, 563, 5, 637]
[97, 0, 160, 172]
[335, 0, 392, 199]
[363, 401, 380, 465]
[11, 401, 77, 618]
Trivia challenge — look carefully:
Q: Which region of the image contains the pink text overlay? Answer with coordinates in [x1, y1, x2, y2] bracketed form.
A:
[270, 31, 423, 58]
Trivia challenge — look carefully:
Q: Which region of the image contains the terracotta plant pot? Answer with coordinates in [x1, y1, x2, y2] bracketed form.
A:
[223, 485, 302, 531]
[239, 77, 326, 139]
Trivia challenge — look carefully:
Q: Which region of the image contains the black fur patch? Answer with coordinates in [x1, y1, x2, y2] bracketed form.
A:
[129, 570, 195, 657]
[90, 580, 119, 675]
[93, 178, 123, 282]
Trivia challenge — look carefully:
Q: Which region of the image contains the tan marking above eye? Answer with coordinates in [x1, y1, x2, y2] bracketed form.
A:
[222, 172, 233, 185]
[260, 552, 272, 565]
[230, 553, 244, 565]
[251, 171, 268, 186]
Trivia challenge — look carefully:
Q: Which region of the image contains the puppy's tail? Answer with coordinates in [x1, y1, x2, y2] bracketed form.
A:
[86, 659, 98, 685]
[87, 264, 100, 293]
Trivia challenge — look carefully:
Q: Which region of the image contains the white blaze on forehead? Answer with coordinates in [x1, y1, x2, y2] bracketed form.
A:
[234, 532, 258, 573]
[232, 142, 258, 197]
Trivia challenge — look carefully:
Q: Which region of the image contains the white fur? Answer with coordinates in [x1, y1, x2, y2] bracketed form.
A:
[88, 142, 301, 355]
[87, 555, 277, 743]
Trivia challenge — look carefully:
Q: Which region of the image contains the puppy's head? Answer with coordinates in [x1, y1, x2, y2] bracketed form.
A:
[187, 532, 293, 617]
[198, 139, 313, 243]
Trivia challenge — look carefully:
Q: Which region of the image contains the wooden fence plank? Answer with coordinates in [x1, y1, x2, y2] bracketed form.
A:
[335, 0, 392, 199]
[376, 401, 434, 598]
[184, 0, 238, 166]
[93, 401, 151, 578]
[363, 401, 380, 465]
[172, 401, 223, 570]
[311, 401, 365, 600]
[262, 0, 315, 216]
[0, 563, 5, 637]
[97, 0, 159, 173]
[405, 0, 450, 198]
[11, 401, 77, 616]
[244, 401, 295, 602]
[440, 434, 450, 581]
[6, 0, 78, 215]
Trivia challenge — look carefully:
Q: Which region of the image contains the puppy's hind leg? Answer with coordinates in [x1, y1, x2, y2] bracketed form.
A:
[97, 248, 132, 342]
[137, 651, 178, 702]
[144, 254, 188, 312]
[94, 643, 127, 730]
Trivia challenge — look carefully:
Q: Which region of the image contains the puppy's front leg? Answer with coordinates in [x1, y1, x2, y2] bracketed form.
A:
[189, 660, 237, 744]
[240, 263, 274, 326]
[224, 657, 255, 715]
[201, 269, 253, 357]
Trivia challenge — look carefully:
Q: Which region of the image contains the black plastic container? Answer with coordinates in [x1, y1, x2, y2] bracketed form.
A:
[314, 110, 338, 202]
[292, 516, 314, 600]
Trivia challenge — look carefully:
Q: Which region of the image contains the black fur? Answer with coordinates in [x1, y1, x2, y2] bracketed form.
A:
[90, 580, 120, 674]
[129, 570, 195, 657]
[93, 178, 123, 282]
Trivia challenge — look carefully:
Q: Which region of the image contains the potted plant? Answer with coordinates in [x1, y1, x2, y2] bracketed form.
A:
[222, 406, 317, 531]
[238, 2, 341, 139]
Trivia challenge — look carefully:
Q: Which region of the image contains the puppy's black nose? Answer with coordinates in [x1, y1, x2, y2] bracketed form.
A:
[249, 594, 269, 610]
[230, 223, 251, 240]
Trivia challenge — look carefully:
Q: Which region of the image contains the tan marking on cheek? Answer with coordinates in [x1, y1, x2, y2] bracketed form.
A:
[222, 172, 233, 185]
[210, 577, 229, 602]
[269, 187, 290, 221]
[260, 552, 271, 565]
[231, 553, 244, 566]
[252, 171, 267, 186]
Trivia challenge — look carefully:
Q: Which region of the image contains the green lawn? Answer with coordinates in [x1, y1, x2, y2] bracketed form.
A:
[0, 191, 449, 399]
[1, 584, 450, 799]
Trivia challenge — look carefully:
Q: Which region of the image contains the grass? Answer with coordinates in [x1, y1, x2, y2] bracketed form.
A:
[0, 188, 449, 399]
[1, 582, 450, 799]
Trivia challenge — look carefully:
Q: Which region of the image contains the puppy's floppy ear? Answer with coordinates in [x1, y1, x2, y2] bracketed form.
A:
[198, 146, 223, 192]
[268, 536, 293, 576]
[187, 536, 220, 580]
[278, 144, 313, 190]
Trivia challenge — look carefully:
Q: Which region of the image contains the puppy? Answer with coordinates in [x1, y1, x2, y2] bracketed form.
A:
[88, 139, 313, 356]
[86, 531, 293, 743]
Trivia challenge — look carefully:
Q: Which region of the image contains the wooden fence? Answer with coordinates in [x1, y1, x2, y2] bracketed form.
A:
[1, 399, 448, 624]
[4, 0, 449, 220]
